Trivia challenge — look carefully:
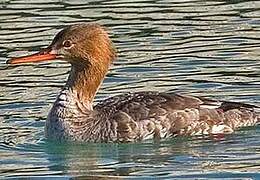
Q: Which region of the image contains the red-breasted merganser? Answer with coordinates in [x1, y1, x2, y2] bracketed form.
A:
[7, 23, 259, 142]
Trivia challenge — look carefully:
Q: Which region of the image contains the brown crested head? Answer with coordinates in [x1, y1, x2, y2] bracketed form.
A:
[7, 23, 117, 69]
[7, 23, 117, 102]
[51, 23, 116, 67]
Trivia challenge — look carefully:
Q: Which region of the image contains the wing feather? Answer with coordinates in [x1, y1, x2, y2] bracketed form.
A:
[94, 92, 259, 142]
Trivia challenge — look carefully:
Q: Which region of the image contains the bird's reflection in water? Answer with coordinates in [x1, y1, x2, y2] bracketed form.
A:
[44, 136, 218, 178]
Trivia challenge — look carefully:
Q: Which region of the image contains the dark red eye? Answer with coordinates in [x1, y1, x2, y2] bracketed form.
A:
[63, 40, 73, 49]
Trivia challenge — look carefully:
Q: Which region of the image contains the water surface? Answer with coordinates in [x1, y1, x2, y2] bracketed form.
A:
[0, 0, 260, 179]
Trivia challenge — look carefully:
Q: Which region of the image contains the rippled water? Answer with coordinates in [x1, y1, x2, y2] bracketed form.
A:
[0, 0, 260, 179]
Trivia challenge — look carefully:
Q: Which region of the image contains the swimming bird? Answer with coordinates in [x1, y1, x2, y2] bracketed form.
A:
[7, 23, 259, 142]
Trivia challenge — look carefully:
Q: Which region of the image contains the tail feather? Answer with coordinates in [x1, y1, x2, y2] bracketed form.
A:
[220, 101, 259, 112]
[256, 109, 260, 124]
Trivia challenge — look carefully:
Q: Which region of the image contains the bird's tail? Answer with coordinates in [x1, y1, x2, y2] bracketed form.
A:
[255, 106, 260, 124]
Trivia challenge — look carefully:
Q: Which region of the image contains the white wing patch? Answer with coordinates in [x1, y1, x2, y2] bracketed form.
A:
[200, 102, 222, 109]
[211, 124, 233, 134]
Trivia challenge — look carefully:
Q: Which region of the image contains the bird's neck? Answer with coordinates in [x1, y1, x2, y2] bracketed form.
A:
[65, 62, 109, 108]
[46, 63, 110, 139]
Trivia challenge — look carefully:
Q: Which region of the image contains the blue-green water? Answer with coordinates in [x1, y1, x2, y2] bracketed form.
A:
[0, 0, 260, 179]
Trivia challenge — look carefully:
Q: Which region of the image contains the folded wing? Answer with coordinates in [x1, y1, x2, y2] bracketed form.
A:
[95, 92, 259, 142]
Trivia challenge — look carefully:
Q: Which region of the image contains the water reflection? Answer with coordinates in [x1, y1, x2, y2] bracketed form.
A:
[7, 129, 257, 179]
[1, 128, 260, 178]
[44, 138, 195, 178]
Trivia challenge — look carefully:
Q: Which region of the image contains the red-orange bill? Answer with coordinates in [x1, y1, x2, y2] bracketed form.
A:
[7, 52, 57, 64]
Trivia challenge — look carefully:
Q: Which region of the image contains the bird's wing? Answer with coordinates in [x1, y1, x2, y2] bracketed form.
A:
[95, 92, 259, 142]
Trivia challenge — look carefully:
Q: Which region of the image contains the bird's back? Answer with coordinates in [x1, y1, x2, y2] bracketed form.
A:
[94, 91, 259, 142]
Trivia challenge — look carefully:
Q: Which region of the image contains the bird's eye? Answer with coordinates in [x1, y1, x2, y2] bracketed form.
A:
[63, 40, 73, 49]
